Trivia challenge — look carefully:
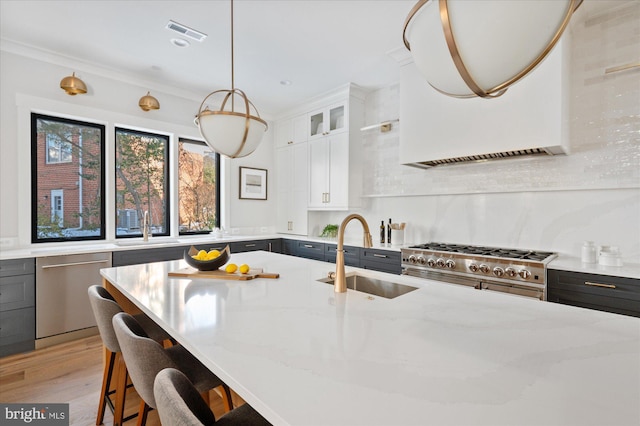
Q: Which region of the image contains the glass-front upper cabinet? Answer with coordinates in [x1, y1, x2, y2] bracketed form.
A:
[308, 102, 347, 140]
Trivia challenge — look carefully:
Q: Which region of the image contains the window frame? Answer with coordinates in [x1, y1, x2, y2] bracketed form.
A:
[31, 113, 106, 243]
[114, 127, 171, 239]
[45, 133, 73, 164]
[177, 138, 221, 235]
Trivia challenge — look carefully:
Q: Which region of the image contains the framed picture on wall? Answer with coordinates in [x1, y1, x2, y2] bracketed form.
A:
[239, 167, 267, 200]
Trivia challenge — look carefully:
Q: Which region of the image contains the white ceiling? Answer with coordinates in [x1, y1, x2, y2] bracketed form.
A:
[0, 0, 416, 117]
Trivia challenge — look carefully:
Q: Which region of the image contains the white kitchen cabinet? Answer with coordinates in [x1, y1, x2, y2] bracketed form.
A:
[276, 142, 308, 235]
[306, 85, 365, 211]
[308, 133, 350, 209]
[308, 102, 347, 140]
[275, 114, 307, 148]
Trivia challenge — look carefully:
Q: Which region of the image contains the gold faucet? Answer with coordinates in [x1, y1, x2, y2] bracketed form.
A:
[334, 214, 373, 293]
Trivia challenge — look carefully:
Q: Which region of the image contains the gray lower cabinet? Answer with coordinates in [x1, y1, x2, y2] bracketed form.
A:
[325, 244, 361, 267]
[547, 269, 640, 318]
[360, 248, 402, 275]
[282, 239, 298, 256]
[112, 239, 282, 267]
[112, 245, 190, 267]
[295, 240, 325, 261]
[0, 258, 36, 356]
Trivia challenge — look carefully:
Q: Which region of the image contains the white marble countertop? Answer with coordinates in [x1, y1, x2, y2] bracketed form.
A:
[0, 234, 402, 261]
[549, 256, 640, 279]
[100, 251, 640, 426]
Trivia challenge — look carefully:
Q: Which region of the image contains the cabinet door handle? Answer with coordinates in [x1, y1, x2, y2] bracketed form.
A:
[373, 254, 388, 258]
[584, 281, 616, 289]
[41, 259, 110, 269]
[288, 140, 293, 144]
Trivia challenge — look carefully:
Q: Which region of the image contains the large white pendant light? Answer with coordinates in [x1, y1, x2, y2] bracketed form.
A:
[403, 0, 582, 98]
[195, 0, 267, 158]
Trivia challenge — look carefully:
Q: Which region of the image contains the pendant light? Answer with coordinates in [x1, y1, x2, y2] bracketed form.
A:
[60, 72, 87, 96]
[195, 0, 267, 158]
[139, 91, 160, 111]
[402, 0, 582, 99]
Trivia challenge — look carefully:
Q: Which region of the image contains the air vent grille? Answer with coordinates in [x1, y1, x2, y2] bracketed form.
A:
[166, 20, 207, 42]
[407, 148, 553, 169]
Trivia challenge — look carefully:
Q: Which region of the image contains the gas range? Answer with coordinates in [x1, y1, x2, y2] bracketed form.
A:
[401, 243, 557, 300]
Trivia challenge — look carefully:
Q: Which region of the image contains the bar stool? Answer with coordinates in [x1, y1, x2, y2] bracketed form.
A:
[88, 285, 172, 425]
[112, 312, 234, 426]
[154, 368, 271, 426]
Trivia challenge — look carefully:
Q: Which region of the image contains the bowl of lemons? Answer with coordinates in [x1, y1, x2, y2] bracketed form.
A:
[184, 245, 230, 271]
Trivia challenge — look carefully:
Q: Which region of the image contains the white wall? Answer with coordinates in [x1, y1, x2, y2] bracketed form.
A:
[309, 1, 640, 263]
[0, 47, 275, 248]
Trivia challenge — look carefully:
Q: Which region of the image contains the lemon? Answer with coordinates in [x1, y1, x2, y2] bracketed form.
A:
[193, 249, 207, 260]
[225, 263, 238, 273]
[208, 249, 220, 258]
[239, 264, 250, 274]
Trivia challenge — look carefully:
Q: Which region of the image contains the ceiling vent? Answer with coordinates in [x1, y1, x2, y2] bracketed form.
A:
[405, 148, 554, 169]
[165, 20, 207, 42]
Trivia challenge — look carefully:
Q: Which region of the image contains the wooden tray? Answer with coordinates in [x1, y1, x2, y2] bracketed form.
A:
[169, 267, 279, 281]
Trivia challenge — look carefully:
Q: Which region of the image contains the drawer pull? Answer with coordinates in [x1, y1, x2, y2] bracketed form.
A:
[41, 259, 110, 269]
[584, 281, 616, 289]
[373, 254, 388, 258]
[304, 244, 314, 248]
[245, 244, 256, 247]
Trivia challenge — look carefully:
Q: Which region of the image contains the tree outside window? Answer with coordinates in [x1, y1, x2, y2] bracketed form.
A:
[178, 139, 220, 234]
[31, 114, 105, 242]
[115, 128, 169, 237]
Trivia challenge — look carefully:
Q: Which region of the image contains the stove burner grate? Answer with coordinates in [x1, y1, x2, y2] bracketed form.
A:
[408, 243, 554, 261]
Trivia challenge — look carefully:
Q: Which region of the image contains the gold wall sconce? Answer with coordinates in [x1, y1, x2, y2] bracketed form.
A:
[59, 72, 87, 95]
[139, 92, 160, 111]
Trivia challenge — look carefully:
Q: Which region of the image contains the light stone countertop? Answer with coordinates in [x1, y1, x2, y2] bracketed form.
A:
[101, 251, 640, 426]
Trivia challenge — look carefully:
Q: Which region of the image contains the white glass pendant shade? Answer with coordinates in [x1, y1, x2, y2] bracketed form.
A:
[195, 89, 268, 158]
[403, 0, 579, 98]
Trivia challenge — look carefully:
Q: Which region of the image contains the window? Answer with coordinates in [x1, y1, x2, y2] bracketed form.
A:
[46, 133, 72, 163]
[115, 128, 169, 238]
[178, 139, 220, 234]
[31, 113, 106, 242]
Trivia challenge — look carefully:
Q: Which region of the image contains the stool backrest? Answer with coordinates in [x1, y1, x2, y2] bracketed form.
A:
[88, 285, 123, 353]
[112, 312, 178, 408]
[154, 368, 215, 426]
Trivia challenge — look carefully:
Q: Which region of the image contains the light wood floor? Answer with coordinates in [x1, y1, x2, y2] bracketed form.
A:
[0, 335, 240, 425]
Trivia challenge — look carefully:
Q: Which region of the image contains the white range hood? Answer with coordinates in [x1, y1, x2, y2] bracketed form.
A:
[399, 37, 570, 169]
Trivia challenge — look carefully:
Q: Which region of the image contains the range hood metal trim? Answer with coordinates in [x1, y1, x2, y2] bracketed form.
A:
[404, 147, 558, 169]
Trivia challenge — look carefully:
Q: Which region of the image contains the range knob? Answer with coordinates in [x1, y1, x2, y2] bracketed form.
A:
[519, 269, 532, 279]
[408, 255, 417, 264]
[445, 259, 456, 269]
[436, 258, 446, 268]
[417, 256, 427, 265]
[493, 267, 504, 277]
[468, 263, 479, 272]
[479, 264, 490, 274]
[505, 267, 517, 277]
[427, 258, 437, 267]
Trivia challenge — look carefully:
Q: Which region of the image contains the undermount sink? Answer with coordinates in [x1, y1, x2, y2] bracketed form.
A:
[318, 273, 418, 299]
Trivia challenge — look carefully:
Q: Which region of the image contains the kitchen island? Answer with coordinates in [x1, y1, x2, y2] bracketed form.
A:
[101, 251, 640, 426]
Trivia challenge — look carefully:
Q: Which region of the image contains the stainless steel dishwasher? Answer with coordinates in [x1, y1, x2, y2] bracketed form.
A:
[36, 252, 111, 339]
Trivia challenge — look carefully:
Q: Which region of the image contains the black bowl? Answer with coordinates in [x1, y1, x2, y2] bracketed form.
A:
[183, 245, 230, 271]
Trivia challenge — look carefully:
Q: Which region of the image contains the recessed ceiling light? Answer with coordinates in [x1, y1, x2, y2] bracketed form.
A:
[171, 38, 190, 48]
[280, 80, 292, 86]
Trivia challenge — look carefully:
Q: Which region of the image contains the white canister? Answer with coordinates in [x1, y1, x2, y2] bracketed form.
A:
[581, 241, 597, 263]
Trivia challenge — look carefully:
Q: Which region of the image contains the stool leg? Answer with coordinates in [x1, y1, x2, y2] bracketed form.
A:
[96, 349, 116, 425]
[221, 384, 234, 412]
[113, 353, 128, 426]
[136, 401, 150, 426]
